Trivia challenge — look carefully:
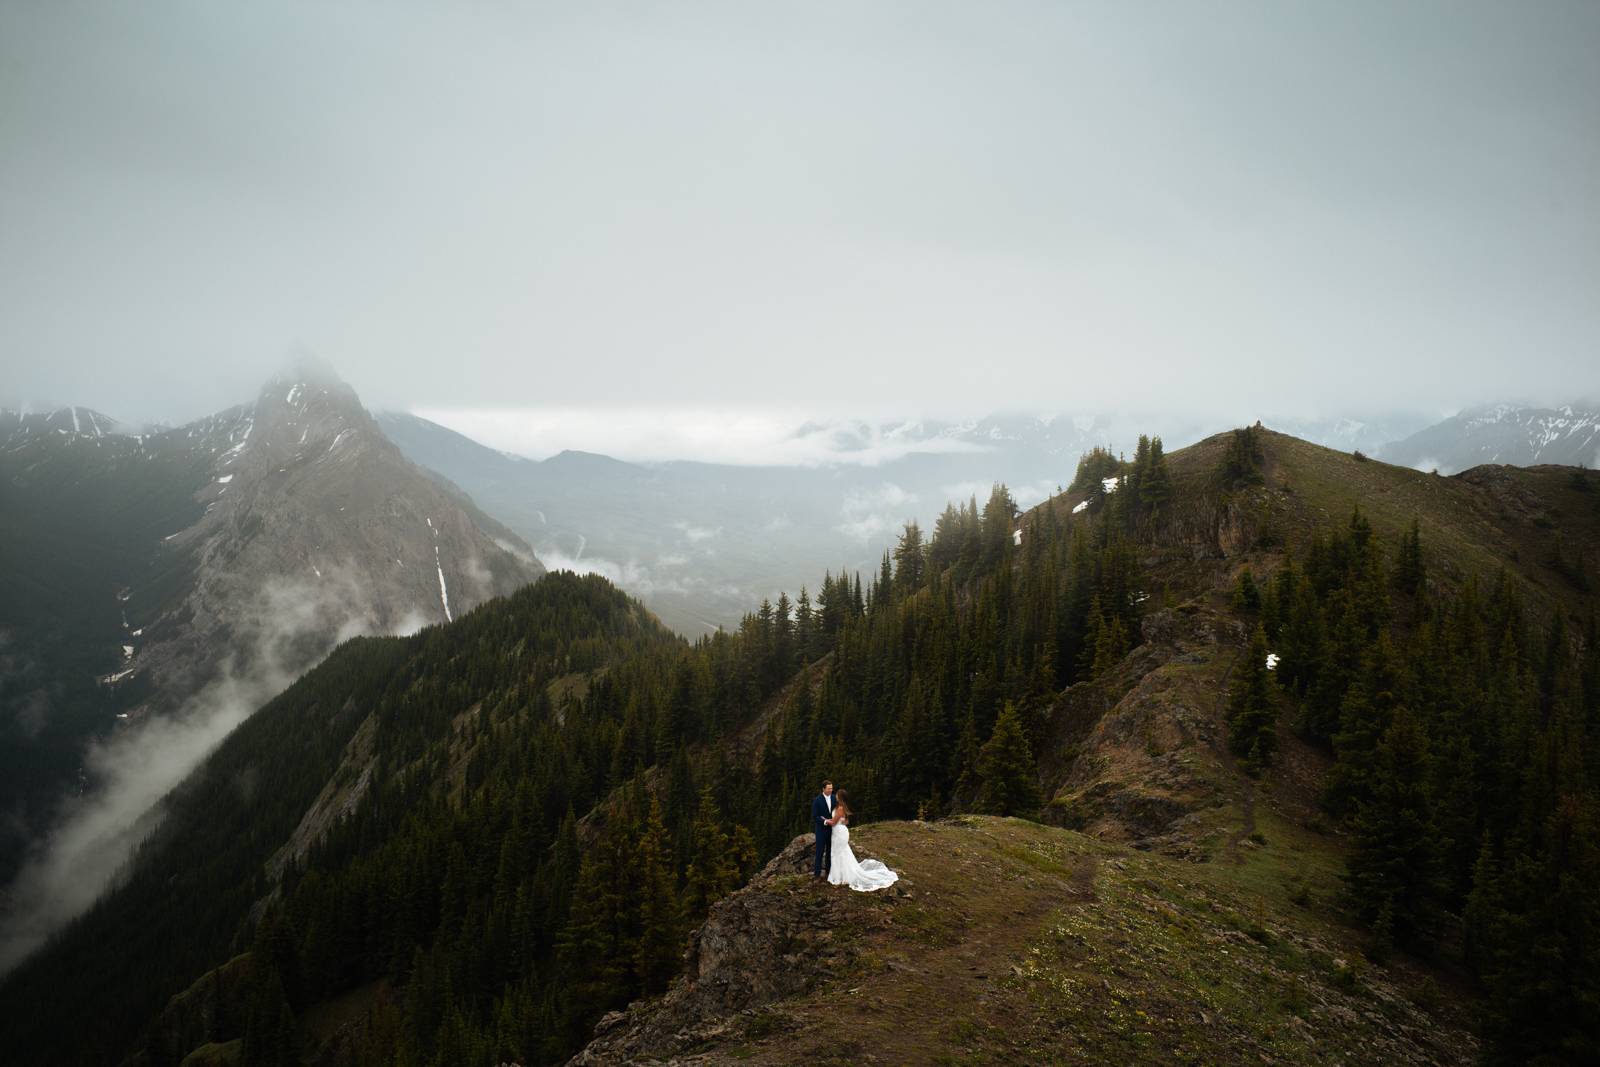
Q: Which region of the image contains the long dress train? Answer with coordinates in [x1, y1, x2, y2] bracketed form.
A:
[826, 820, 898, 892]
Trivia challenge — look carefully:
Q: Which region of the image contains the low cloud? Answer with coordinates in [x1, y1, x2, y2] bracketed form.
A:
[11, 691, 49, 740]
[0, 568, 422, 977]
[491, 537, 541, 567]
[0, 630, 48, 740]
[837, 483, 918, 542]
[837, 514, 896, 541]
[939, 478, 1060, 510]
[461, 553, 495, 601]
[1009, 479, 1063, 509]
[536, 548, 691, 599]
[417, 409, 992, 468]
[672, 522, 721, 544]
[389, 609, 433, 637]
[0, 665, 274, 976]
[842, 483, 915, 513]
[939, 481, 994, 505]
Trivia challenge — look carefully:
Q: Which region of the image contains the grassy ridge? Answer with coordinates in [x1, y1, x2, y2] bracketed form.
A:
[606, 815, 1475, 1065]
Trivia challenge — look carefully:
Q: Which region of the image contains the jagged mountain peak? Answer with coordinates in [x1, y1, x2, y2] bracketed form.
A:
[181, 366, 391, 482]
[271, 350, 343, 387]
[258, 358, 363, 417]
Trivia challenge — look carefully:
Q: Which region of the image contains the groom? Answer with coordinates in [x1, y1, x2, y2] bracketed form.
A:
[810, 779, 835, 879]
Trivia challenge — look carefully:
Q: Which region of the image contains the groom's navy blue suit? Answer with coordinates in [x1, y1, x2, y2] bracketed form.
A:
[811, 793, 833, 877]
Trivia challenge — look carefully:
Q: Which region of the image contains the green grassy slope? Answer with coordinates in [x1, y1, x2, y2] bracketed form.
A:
[579, 816, 1475, 1066]
[1153, 428, 1597, 618]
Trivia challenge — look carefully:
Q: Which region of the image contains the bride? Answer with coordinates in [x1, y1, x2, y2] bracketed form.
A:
[824, 790, 899, 892]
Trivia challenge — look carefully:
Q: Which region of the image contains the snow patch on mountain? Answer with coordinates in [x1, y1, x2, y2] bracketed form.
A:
[434, 545, 453, 622]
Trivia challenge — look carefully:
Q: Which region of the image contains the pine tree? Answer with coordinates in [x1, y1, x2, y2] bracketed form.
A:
[1344, 706, 1439, 947]
[1140, 436, 1171, 516]
[817, 572, 842, 640]
[1131, 434, 1152, 492]
[952, 706, 982, 799]
[684, 786, 738, 919]
[1325, 634, 1406, 818]
[1218, 425, 1263, 483]
[1394, 518, 1425, 596]
[1233, 567, 1261, 613]
[794, 587, 814, 667]
[773, 592, 795, 680]
[1478, 793, 1600, 1061]
[894, 521, 926, 594]
[633, 797, 681, 995]
[728, 824, 759, 881]
[1090, 614, 1129, 677]
[976, 702, 1042, 817]
[1228, 625, 1278, 774]
[557, 846, 628, 1023]
[1070, 446, 1121, 495]
[979, 484, 1017, 574]
[242, 969, 298, 1067]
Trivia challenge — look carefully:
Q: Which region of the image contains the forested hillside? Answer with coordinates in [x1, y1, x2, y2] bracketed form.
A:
[2, 427, 1595, 1066]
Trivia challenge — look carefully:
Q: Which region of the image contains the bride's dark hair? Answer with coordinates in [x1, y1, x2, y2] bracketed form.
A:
[834, 789, 851, 817]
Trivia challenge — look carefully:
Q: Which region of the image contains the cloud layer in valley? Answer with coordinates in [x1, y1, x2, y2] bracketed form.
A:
[0, 570, 425, 976]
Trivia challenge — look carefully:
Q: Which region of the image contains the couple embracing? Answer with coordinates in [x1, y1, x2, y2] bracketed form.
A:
[809, 779, 899, 892]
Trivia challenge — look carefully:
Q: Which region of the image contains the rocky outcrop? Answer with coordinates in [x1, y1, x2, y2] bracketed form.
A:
[1041, 605, 1246, 855]
[120, 952, 254, 1067]
[266, 708, 378, 881]
[569, 834, 898, 1066]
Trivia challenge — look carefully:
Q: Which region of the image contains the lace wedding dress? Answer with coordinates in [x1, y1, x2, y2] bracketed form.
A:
[827, 819, 899, 892]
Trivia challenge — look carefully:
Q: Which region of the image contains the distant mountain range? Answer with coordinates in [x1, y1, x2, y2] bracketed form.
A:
[377, 402, 1599, 638]
[376, 410, 1173, 636]
[377, 408, 1447, 636]
[1379, 403, 1600, 474]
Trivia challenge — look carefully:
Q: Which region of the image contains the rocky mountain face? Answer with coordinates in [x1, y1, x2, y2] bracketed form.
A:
[1379, 403, 1600, 474]
[130, 363, 543, 704]
[0, 363, 543, 886]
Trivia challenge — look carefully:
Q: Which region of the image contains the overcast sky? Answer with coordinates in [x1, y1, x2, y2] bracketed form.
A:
[2, 2, 1597, 433]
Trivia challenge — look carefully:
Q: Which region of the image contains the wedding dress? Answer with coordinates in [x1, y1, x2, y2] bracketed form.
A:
[827, 819, 899, 892]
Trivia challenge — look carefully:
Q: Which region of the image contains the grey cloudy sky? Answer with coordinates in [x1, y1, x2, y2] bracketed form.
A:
[2, 1, 1597, 429]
